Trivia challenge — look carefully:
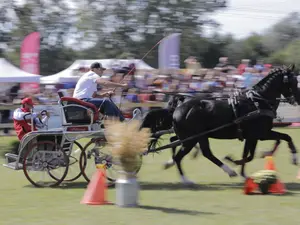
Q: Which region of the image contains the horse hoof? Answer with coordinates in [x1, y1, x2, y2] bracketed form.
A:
[181, 177, 196, 186]
[260, 151, 272, 158]
[184, 182, 197, 188]
[240, 174, 248, 180]
[292, 154, 298, 165]
[292, 159, 298, 166]
[163, 160, 175, 170]
[229, 171, 238, 177]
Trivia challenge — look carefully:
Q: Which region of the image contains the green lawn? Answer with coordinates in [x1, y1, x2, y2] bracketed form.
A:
[1, 129, 300, 225]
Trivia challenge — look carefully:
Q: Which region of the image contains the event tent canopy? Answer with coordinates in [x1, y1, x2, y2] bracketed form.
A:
[72, 59, 155, 70]
[40, 65, 80, 84]
[0, 58, 41, 83]
[40, 58, 155, 84]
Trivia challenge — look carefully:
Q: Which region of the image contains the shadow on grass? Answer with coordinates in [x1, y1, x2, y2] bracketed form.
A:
[285, 182, 300, 190]
[23, 181, 116, 189]
[22, 181, 300, 195]
[138, 205, 217, 215]
[139, 181, 244, 191]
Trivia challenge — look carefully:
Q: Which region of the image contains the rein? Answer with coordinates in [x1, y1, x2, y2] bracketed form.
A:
[115, 38, 165, 109]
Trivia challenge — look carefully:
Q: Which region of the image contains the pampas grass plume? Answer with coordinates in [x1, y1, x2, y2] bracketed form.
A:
[104, 118, 151, 173]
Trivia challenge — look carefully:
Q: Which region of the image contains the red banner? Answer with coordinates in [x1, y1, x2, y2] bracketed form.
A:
[20, 32, 40, 93]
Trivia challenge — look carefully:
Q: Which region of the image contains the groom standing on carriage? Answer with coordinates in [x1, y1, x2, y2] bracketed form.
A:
[73, 62, 128, 121]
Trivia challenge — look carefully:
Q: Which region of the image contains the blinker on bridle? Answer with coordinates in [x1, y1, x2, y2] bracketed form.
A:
[283, 74, 296, 105]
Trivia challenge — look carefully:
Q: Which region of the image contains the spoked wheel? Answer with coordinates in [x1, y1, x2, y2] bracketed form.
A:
[23, 141, 69, 188]
[79, 138, 143, 186]
[62, 141, 84, 182]
[79, 138, 115, 186]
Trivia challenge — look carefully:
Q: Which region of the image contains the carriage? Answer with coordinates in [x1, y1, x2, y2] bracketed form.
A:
[2, 97, 144, 187]
[1, 92, 222, 188]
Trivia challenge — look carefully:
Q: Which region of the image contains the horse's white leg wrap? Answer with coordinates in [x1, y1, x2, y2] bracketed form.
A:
[166, 159, 175, 165]
[292, 153, 298, 165]
[180, 175, 195, 185]
[163, 159, 175, 170]
[221, 164, 237, 176]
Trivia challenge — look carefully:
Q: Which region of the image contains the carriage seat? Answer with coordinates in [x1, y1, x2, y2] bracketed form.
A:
[60, 97, 100, 124]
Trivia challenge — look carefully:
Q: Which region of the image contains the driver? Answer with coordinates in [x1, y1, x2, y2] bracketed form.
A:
[73, 62, 127, 121]
[13, 97, 49, 140]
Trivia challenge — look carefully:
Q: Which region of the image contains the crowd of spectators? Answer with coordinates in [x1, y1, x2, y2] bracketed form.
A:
[0, 56, 294, 134]
[0, 56, 282, 105]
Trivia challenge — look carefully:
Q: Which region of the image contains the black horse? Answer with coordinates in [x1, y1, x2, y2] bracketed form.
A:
[163, 65, 300, 185]
[140, 92, 213, 161]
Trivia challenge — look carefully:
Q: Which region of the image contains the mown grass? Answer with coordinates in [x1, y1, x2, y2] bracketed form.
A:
[1, 129, 300, 225]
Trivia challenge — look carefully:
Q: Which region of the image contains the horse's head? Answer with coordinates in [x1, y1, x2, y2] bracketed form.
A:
[280, 64, 299, 105]
[253, 64, 299, 105]
[167, 95, 185, 112]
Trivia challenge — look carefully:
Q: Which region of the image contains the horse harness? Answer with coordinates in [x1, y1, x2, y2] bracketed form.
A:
[228, 90, 276, 142]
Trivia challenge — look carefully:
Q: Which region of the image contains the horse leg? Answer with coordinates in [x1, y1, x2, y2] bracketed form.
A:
[240, 139, 258, 178]
[172, 141, 197, 185]
[164, 136, 179, 169]
[191, 144, 202, 159]
[164, 136, 202, 169]
[260, 140, 281, 158]
[260, 130, 298, 165]
[199, 138, 237, 177]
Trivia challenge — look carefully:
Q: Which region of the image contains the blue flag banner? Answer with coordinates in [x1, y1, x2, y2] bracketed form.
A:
[158, 33, 181, 70]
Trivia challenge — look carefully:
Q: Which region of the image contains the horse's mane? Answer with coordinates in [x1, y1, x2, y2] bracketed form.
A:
[252, 67, 286, 92]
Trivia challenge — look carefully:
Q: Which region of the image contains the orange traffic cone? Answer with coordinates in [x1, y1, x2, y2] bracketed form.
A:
[264, 157, 286, 194]
[244, 178, 258, 195]
[268, 180, 286, 194]
[81, 166, 112, 205]
[244, 156, 286, 195]
[264, 156, 276, 170]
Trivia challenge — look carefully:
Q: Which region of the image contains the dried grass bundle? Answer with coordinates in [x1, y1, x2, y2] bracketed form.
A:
[104, 118, 151, 173]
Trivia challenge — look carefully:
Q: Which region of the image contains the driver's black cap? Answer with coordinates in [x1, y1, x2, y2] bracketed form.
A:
[90, 62, 106, 70]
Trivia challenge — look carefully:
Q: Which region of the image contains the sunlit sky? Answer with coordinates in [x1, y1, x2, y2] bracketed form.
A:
[15, 0, 300, 40]
[207, 0, 300, 38]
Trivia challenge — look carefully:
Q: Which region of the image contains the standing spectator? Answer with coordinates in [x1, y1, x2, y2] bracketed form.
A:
[237, 59, 251, 75]
[254, 59, 265, 72]
[242, 67, 254, 88]
[1, 99, 11, 135]
[215, 57, 231, 73]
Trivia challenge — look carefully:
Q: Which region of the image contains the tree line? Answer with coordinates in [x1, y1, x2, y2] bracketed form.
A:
[0, 0, 299, 75]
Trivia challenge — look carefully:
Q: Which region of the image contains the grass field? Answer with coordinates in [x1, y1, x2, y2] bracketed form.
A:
[1, 129, 300, 225]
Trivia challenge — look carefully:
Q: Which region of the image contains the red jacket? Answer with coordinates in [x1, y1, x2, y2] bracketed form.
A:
[13, 108, 37, 140]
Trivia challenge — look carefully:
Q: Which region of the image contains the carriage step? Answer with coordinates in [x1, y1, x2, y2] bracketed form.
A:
[3, 162, 23, 170]
[3, 153, 22, 170]
[4, 153, 18, 163]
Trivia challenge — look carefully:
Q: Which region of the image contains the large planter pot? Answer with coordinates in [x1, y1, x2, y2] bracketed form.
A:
[115, 172, 139, 207]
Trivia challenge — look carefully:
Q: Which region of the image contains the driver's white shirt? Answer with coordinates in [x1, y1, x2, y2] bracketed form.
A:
[73, 71, 100, 99]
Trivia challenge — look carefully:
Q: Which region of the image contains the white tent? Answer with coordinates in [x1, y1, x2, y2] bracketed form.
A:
[40, 58, 155, 84]
[71, 59, 155, 70]
[0, 58, 41, 83]
[40, 61, 80, 84]
[40, 73, 80, 84]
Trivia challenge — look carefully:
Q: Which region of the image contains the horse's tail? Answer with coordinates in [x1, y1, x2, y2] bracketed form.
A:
[139, 108, 173, 134]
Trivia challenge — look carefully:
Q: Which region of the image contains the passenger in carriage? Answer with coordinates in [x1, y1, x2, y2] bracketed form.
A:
[13, 98, 49, 140]
[73, 62, 128, 121]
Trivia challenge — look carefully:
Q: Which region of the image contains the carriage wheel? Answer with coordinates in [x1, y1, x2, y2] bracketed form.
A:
[79, 138, 115, 186]
[23, 141, 69, 188]
[79, 138, 143, 186]
[62, 141, 85, 182]
[49, 141, 85, 182]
